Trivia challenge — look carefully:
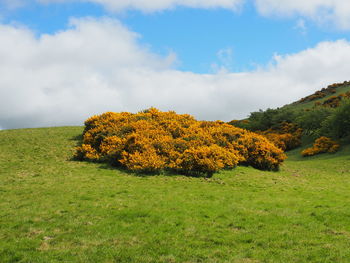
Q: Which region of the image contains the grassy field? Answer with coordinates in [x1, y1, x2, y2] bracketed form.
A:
[1, 127, 350, 263]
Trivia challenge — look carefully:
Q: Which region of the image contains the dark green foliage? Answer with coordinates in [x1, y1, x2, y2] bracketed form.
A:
[320, 99, 350, 139]
[234, 92, 350, 148]
[296, 107, 333, 137]
[235, 108, 298, 131]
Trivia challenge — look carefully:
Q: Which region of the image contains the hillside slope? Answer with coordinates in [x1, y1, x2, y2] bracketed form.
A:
[285, 81, 350, 110]
[1, 127, 350, 262]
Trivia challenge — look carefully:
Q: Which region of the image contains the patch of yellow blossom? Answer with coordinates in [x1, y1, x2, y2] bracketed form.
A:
[302, 136, 340, 157]
[75, 108, 286, 176]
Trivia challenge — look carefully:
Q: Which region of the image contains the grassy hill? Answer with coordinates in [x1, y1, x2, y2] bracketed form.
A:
[284, 82, 350, 111]
[1, 127, 350, 262]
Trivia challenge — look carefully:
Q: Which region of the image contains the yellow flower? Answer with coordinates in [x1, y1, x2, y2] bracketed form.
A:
[75, 108, 287, 175]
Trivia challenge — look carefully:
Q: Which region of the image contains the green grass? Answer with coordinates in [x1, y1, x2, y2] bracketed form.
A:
[284, 84, 350, 111]
[1, 127, 350, 263]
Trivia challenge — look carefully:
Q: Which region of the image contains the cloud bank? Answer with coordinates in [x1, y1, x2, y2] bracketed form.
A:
[3, 0, 350, 29]
[255, 0, 350, 29]
[1, 18, 350, 129]
[91, 0, 243, 11]
[4, 0, 243, 12]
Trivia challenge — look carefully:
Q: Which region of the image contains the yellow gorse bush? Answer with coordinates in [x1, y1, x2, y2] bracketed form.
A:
[75, 108, 286, 176]
[301, 136, 340, 157]
[257, 122, 303, 151]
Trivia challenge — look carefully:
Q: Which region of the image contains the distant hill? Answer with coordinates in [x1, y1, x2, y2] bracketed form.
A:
[230, 80, 350, 152]
[284, 81, 350, 110]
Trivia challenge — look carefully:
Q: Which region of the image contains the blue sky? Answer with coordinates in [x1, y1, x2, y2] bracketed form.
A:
[1, 0, 350, 128]
[3, 0, 349, 73]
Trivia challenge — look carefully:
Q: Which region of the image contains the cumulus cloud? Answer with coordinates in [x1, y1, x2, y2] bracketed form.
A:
[3, 0, 350, 30]
[2, 0, 243, 12]
[294, 18, 307, 35]
[255, 0, 350, 30]
[211, 47, 234, 73]
[1, 18, 350, 129]
[0, 0, 25, 9]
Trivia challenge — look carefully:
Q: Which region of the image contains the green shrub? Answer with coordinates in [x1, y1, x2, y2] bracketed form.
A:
[296, 107, 333, 136]
[321, 99, 350, 139]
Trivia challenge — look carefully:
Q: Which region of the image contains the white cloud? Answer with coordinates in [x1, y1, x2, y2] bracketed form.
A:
[23, 0, 244, 12]
[211, 47, 234, 73]
[95, 0, 243, 12]
[255, 0, 350, 30]
[1, 18, 350, 129]
[3, 0, 350, 30]
[294, 18, 307, 35]
[0, 0, 25, 9]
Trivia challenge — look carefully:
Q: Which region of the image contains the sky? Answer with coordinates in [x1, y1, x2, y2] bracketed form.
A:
[1, 0, 350, 129]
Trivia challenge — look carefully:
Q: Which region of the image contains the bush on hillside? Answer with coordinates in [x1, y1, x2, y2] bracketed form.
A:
[297, 81, 349, 104]
[301, 136, 340, 157]
[296, 107, 333, 136]
[317, 92, 350, 108]
[257, 122, 303, 151]
[320, 99, 350, 139]
[230, 107, 299, 133]
[232, 119, 303, 152]
[75, 108, 286, 176]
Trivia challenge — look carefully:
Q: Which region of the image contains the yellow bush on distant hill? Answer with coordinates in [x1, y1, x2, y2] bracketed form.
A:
[75, 108, 286, 176]
[257, 122, 303, 151]
[302, 136, 340, 157]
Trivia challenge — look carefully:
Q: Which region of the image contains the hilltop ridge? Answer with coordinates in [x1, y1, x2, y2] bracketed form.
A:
[285, 81, 350, 110]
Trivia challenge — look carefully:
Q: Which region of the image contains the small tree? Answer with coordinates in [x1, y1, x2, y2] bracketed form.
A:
[296, 107, 333, 136]
[321, 99, 350, 139]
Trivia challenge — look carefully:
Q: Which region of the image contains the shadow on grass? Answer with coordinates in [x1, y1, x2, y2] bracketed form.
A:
[70, 153, 215, 178]
[69, 133, 214, 178]
[95, 162, 215, 178]
[70, 134, 83, 143]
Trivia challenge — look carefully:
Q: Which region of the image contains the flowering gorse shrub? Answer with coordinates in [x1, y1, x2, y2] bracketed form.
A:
[257, 122, 303, 151]
[75, 108, 286, 176]
[313, 91, 350, 108]
[301, 136, 340, 157]
[297, 81, 349, 104]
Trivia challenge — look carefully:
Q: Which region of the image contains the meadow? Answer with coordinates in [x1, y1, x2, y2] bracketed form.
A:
[1, 126, 350, 262]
